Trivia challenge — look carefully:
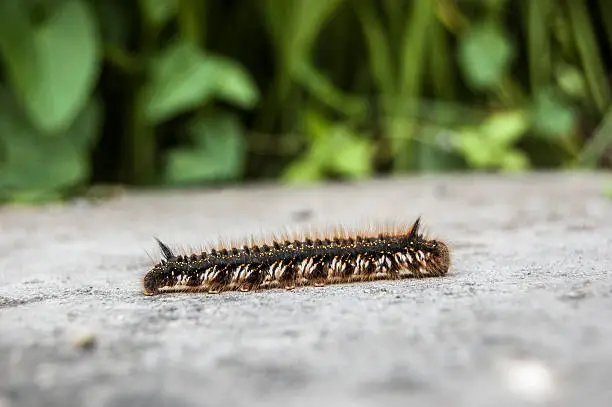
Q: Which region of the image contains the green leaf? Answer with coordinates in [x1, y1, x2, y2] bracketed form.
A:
[456, 129, 494, 169]
[458, 22, 514, 91]
[0, 88, 101, 202]
[323, 127, 374, 178]
[0, 0, 102, 135]
[143, 41, 259, 124]
[532, 89, 576, 138]
[164, 114, 246, 183]
[139, 0, 177, 27]
[0, 3, 40, 120]
[208, 55, 260, 109]
[283, 110, 374, 182]
[303, 108, 329, 142]
[0, 135, 87, 200]
[281, 158, 323, 183]
[143, 41, 218, 123]
[69, 97, 104, 150]
[480, 110, 530, 146]
[555, 63, 587, 100]
[454, 110, 532, 172]
[500, 150, 530, 172]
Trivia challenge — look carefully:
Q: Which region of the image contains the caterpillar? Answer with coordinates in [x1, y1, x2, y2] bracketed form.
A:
[142, 217, 451, 296]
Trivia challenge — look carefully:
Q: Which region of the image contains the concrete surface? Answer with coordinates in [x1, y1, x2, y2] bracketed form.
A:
[1, 172, 611, 407]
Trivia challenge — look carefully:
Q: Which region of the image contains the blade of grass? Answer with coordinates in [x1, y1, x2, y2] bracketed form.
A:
[429, 15, 455, 100]
[293, 59, 366, 119]
[564, 0, 610, 115]
[596, 0, 612, 56]
[258, 0, 345, 132]
[383, 0, 404, 63]
[577, 105, 612, 167]
[178, 0, 206, 46]
[353, 0, 394, 93]
[392, 0, 436, 171]
[526, 0, 552, 92]
[420, 15, 458, 171]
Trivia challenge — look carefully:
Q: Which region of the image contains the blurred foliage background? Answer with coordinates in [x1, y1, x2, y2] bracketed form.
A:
[1, 0, 612, 203]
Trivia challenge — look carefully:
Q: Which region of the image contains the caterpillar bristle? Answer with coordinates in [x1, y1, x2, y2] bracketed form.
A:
[154, 237, 175, 261]
[142, 217, 452, 296]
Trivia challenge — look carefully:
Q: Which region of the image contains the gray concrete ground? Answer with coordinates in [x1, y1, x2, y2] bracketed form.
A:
[1, 172, 611, 407]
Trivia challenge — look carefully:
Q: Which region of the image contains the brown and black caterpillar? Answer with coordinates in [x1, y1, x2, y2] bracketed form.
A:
[143, 217, 451, 296]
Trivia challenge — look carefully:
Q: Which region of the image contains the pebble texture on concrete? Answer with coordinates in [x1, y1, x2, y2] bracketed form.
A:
[1, 172, 611, 407]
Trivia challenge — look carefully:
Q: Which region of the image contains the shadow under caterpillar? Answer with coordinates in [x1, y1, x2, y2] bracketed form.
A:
[143, 217, 451, 296]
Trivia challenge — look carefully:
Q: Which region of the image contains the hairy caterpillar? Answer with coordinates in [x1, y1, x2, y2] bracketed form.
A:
[143, 217, 451, 296]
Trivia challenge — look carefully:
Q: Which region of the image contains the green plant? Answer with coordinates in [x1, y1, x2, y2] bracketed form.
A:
[0, 0, 102, 202]
[0, 0, 611, 204]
